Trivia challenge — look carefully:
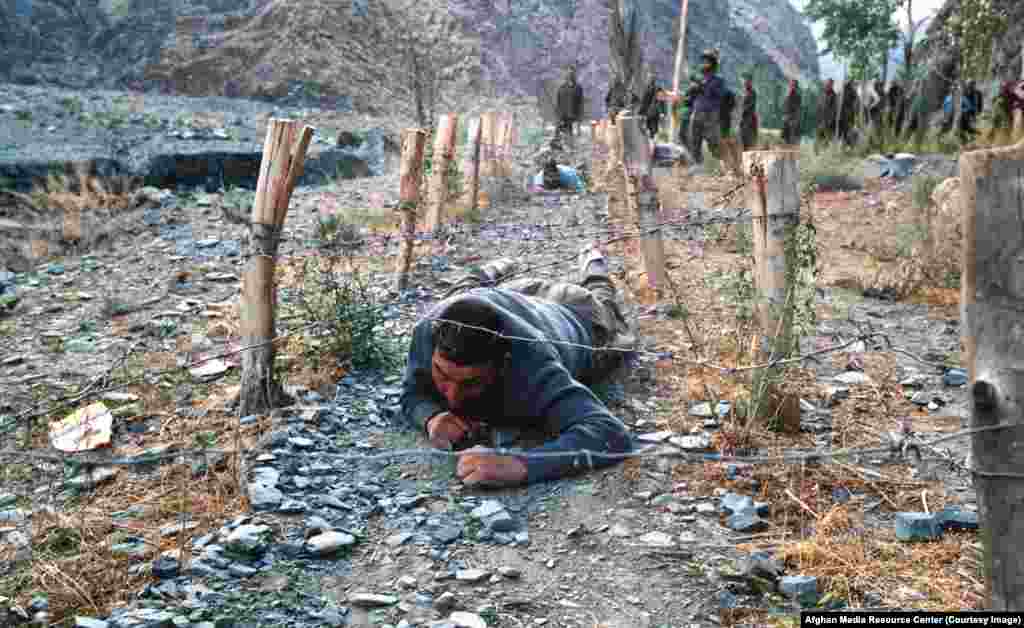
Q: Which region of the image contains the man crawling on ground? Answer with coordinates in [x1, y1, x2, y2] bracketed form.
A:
[400, 245, 637, 488]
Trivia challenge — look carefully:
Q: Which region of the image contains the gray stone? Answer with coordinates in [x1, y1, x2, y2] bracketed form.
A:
[834, 372, 871, 386]
[471, 500, 506, 520]
[151, 554, 180, 578]
[224, 524, 270, 555]
[349, 593, 398, 607]
[432, 525, 463, 545]
[228, 564, 258, 577]
[456, 568, 490, 583]
[434, 591, 457, 612]
[726, 510, 769, 532]
[306, 531, 356, 556]
[247, 482, 283, 511]
[449, 612, 488, 628]
[289, 436, 316, 449]
[75, 618, 110, 628]
[636, 531, 674, 547]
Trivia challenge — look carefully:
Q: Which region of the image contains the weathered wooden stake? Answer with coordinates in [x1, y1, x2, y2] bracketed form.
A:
[619, 114, 666, 291]
[742, 149, 800, 357]
[477, 111, 498, 207]
[238, 118, 314, 417]
[461, 116, 482, 215]
[961, 139, 1024, 610]
[394, 128, 428, 293]
[425, 113, 459, 233]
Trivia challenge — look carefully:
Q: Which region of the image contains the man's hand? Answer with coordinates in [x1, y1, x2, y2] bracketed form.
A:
[456, 446, 528, 488]
[426, 411, 472, 449]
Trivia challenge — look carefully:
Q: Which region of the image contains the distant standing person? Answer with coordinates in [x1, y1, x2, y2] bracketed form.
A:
[676, 73, 702, 154]
[839, 81, 859, 146]
[781, 79, 801, 145]
[689, 49, 725, 165]
[816, 78, 837, 149]
[606, 73, 627, 124]
[739, 74, 758, 149]
[638, 75, 661, 138]
[556, 66, 584, 141]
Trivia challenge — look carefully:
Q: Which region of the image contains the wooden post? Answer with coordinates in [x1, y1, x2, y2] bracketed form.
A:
[394, 129, 428, 293]
[1015, 45, 1024, 137]
[669, 0, 690, 143]
[591, 119, 608, 192]
[743, 149, 800, 357]
[961, 139, 1024, 610]
[606, 114, 627, 231]
[478, 111, 498, 207]
[462, 116, 482, 215]
[619, 114, 666, 290]
[499, 111, 516, 179]
[238, 118, 314, 416]
[425, 113, 459, 232]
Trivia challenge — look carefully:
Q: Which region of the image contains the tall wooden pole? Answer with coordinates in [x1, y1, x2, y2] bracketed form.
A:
[394, 128, 428, 293]
[238, 119, 314, 416]
[462, 116, 482, 214]
[670, 0, 690, 143]
[961, 139, 1024, 610]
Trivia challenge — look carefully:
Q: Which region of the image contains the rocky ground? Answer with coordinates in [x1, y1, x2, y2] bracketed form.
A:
[0, 86, 984, 628]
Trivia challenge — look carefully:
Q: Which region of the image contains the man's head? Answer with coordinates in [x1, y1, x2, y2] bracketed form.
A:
[743, 74, 753, 90]
[789, 79, 798, 91]
[431, 300, 504, 411]
[967, 79, 977, 92]
[567, 65, 576, 82]
[825, 78, 834, 91]
[701, 50, 718, 75]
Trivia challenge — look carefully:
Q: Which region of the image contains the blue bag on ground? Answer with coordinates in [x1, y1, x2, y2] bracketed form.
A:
[532, 166, 585, 192]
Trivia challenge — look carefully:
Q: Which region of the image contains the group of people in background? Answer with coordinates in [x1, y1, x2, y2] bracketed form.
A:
[553, 55, 1024, 164]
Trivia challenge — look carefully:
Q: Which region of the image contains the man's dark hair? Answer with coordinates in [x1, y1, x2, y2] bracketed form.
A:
[431, 299, 504, 366]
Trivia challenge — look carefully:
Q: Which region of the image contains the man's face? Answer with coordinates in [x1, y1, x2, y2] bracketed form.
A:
[431, 350, 498, 412]
[702, 60, 713, 74]
[745, 78, 752, 90]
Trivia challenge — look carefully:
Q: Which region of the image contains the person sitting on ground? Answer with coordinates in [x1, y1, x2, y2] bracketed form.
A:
[534, 158, 585, 192]
[400, 246, 637, 487]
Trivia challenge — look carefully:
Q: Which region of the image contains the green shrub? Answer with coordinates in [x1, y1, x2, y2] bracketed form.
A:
[912, 175, 941, 210]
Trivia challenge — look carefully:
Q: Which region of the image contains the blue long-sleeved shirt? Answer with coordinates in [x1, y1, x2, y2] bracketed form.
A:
[400, 288, 635, 484]
[693, 73, 725, 114]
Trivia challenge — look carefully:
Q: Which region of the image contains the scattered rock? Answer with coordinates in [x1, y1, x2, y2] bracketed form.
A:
[306, 531, 356, 556]
[349, 593, 398, 608]
[449, 611, 488, 628]
[779, 575, 819, 606]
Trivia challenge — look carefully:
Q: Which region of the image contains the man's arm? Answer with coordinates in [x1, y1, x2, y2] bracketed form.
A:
[400, 319, 445, 433]
[513, 358, 634, 484]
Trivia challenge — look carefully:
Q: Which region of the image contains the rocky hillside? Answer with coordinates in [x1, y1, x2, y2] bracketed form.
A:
[0, 0, 819, 122]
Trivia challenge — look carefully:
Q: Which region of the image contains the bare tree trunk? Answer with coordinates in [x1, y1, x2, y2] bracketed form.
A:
[669, 0, 690, 144]
[904, 0, 914, 70]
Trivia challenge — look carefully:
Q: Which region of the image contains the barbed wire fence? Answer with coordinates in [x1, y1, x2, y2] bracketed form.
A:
[0, 126, 990, 622]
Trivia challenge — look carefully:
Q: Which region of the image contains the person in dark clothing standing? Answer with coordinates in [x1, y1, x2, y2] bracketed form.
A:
[739, 74, 758, 150]
[961, 80, 983, 138]
[816, 78, 837, 148]
[556, 66, 584, 141]
[839, 81, 859, 146]
[781, 79, 801, 145]
[869, 79, 886, 131]
[606, 73, 628, 124]
[400, 245, 636, 487]
[677, 73, 702, 150]
[887, 81, 906, 136]
[639, 75, 661, 138]
[690, 49, 724, 165]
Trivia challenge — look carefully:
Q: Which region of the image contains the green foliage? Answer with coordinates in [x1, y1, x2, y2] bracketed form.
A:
[58, 96, 83, 115]
[895, 222, 929, 257]
[784, 222, 819, 347]
[705, 268, 758, 322]
[943, 0, 1009, 79]
[911, 175, 941, 210]
[802, 0, 903, 80]
[295, 259, 402, 372]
